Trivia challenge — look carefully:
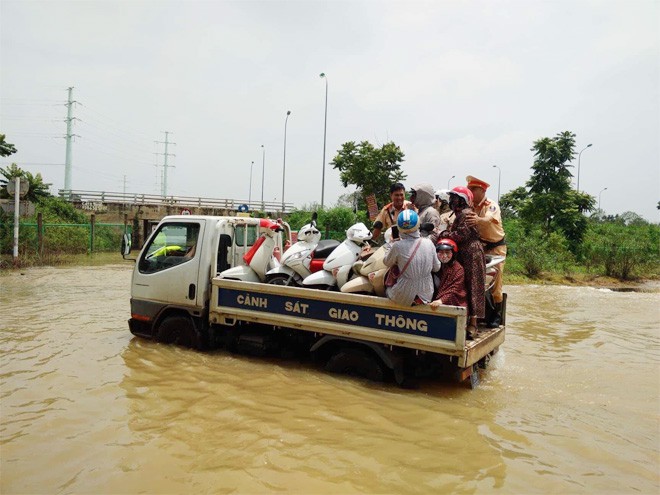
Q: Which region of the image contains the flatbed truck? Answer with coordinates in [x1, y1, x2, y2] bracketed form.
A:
[126, 215, 506, 388]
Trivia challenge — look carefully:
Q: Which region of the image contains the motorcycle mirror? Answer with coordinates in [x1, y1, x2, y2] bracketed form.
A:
[420, 222, 435, 233]
[372, 220, 383, 230]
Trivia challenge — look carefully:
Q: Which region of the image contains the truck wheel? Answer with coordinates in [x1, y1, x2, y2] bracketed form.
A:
[157, 315, 200, 349]
[267, 274, 297, 286]
[325, 348, 385, 382]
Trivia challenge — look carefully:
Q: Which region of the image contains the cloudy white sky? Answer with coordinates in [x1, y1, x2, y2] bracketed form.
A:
[1, 0, 658, 219]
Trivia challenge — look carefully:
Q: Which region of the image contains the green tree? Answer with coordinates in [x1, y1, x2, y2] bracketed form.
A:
[0, 163, 52, 202]
[499, 186, 528, 218]
[517, 131, 596, 251]
[331, 141, 406, 207]
[286, 205, 367, 240]
[0, 134, 17, 157]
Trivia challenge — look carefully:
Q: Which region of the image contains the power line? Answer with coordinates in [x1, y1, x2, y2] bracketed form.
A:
[1, 117, 64, 122]
[8, 132, 63, 138]
[77, 102, 154, 139]
[76, 138, 156, 167]
[0, 99, 65, 106]
[0, 161, 64, 167]
[76, 119, 156, 156]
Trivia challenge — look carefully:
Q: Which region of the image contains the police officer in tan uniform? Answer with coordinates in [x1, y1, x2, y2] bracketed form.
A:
[372, 182, 413, 241]
[464, 175, 506, 327]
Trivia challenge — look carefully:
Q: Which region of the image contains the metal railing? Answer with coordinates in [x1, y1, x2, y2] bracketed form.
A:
[58, 190, 294, 214]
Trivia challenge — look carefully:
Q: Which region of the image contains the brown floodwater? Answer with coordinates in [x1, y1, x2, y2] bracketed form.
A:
[1, 265, 658, 494]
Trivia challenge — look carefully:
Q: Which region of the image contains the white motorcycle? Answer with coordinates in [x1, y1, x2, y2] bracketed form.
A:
[265, 213, 340, 286]
[218, 219, 284, 283]
[340, 228, 395, 295]
[302, 222, 373, 290]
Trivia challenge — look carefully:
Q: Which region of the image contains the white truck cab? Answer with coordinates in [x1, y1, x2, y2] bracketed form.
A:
[128, 215, 290, 346]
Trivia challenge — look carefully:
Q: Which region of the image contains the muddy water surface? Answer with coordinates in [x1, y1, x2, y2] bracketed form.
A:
[1, 265, 658, 494]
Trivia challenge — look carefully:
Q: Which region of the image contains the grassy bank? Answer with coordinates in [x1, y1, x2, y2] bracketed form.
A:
[0, 252, 129, 271]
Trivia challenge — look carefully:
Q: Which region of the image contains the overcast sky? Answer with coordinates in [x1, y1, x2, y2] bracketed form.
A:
[1, 0, 658, 220]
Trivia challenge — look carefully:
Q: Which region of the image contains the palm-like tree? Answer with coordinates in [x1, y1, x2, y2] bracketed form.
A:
[0, 163, 52, 202]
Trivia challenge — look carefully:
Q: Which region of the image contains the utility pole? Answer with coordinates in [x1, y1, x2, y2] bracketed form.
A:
[320, 73, 328, 208]
[155, 131, 176, 196]
[261, 145, 265, 206]
[63, 87, 78, 195]
[122, 175, 128, 213]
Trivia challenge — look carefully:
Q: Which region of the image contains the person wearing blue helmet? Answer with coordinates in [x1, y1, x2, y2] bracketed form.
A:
[382, 209, 440, 306]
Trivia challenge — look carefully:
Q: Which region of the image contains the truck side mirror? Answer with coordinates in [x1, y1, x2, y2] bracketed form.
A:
[121, 233, 132, 258]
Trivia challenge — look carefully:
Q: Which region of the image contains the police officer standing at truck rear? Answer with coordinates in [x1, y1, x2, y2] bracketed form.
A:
[464, 175, 506, 327]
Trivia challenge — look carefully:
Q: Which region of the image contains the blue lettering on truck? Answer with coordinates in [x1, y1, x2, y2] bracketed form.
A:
[219, 288, 457, 342]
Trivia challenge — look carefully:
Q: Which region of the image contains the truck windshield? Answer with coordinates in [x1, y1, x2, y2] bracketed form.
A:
[138, 223, 200, 274]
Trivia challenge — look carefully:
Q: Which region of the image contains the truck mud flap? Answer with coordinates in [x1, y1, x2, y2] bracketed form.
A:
[457, 364, 480, 389]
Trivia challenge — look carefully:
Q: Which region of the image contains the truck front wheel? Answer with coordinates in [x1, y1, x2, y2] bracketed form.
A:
[325, 348, 385, 382]
[157, 315, 202, 350]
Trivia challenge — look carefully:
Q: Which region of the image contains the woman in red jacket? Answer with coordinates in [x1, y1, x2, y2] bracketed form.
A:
[429, 238, 468, 309]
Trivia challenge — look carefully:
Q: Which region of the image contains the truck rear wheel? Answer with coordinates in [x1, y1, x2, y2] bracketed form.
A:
[325, 348, 385, 382]
[157, 315, 202, 350]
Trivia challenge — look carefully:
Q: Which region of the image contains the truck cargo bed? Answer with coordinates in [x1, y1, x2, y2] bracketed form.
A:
[210, 279, 504, 368]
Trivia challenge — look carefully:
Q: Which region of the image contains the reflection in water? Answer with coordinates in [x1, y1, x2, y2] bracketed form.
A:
[1, 266, 658, 493]
[118, 340, 506, 493]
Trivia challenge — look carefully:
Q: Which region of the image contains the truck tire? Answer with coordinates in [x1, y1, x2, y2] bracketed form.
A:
[325, 348, 385, 382]
[156, 315, 201, 350]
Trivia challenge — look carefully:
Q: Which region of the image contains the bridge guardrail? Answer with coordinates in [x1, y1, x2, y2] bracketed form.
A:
[58, 190, 294, 214]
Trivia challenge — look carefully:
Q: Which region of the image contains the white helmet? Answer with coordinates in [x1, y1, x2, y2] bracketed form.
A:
[297, 221, 321, 244]
[435, 189, 450, 203]
[346, 222, 373, 243]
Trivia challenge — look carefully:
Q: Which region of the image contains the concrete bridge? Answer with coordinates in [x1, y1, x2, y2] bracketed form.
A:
[59, 189, 294, 217]
[58, 189, 295, 249]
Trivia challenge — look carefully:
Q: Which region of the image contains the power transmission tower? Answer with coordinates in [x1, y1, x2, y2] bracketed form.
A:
[155, 131, 176, 196]
[63, 87, 79, 194]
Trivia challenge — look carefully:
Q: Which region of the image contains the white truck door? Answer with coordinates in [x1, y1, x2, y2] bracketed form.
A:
[133, 219, 206, 308]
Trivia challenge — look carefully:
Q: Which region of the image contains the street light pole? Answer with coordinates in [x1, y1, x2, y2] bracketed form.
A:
[576, 143, 593, 193]
[598, 187, 608, 211]
[320, 72, 328, 209]
[260, 145, 265, 208]
[282, 110, 291, 213]
[248, 161, 254, 205]
[492, 164, 502, 203]
[447, 175, 455, 189]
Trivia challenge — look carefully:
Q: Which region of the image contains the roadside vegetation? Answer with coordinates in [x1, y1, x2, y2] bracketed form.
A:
[287, 132, 660, 284]
[2, 132, 658, 282]
[1, 146, 125, 268]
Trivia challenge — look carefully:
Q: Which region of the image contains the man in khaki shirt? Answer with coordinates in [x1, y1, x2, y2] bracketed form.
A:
[372, 182, 413, 240]
[465, 175, 506, 327]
